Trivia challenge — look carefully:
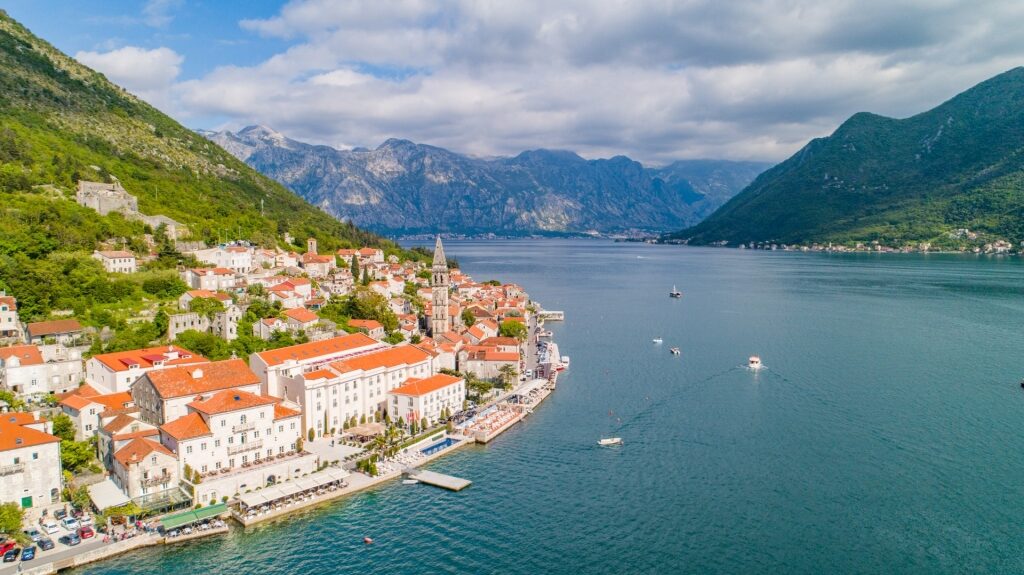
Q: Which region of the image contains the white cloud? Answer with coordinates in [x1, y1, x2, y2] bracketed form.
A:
[75, 46, 184, 110]
[118, 0, 1024, 163]
[142, 0, 183, 28]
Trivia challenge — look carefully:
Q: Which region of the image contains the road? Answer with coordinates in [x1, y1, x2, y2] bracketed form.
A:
[0, 535, 106, 574]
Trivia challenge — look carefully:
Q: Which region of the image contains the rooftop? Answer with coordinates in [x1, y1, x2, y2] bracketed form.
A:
[92, 345, 208, 373]
[329, 345, 430, 374]
[26, 319, 83, 338]
[390, 374, 462, 397]
[187, 389, 276, 415]
[144, 359, 259, 399]
[160, 412, 212, 441]
[255, 333, 378, 367]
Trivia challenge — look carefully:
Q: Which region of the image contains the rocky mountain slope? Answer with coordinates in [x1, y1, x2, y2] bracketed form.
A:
[674, 68, 1024, 247]
[208, 126, 769, 236]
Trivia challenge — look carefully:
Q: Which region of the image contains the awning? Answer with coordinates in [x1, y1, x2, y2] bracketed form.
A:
[88, 479, 131, 511]
[347, 422, 385, 436]
[238, 491, 268, 508]
[160, 503, 227, 530]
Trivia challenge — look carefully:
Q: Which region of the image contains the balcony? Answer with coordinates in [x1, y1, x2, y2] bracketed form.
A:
[232, 421, 255, 433]
[141, 474, 172, 487]
[227, 440, 263, 456]
[0, 462, 24, 476]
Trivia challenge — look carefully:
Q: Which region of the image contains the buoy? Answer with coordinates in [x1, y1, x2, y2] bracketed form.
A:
[363, 537, 374, 544]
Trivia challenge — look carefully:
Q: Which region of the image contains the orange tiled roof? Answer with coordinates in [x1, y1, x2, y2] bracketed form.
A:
[255, 334, 378, 367]
[96, 250, 134, 259]
[273, 403, 301, 420]
[0, 419, 59, 451]
[348, 319, 382, 330]
[284, 308, 319, 323]
[187, 389, 275, 415]
[160, 412, 211, 441]
[329, 345, 430, 374]
[1, 412, 47, 426]
[0, 345, 43, 366]
[92, 345, 208, 373]
[114, 437, 173, 466]
[145, 359, 259, 399]
[26, 319, 82, 338]
[303, 369, 335, 381]
[479, 336, 520, 347]
[390, 374, 462, 397]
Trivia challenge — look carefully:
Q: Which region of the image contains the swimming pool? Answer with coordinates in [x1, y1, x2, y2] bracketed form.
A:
[421, 437, 458, 456]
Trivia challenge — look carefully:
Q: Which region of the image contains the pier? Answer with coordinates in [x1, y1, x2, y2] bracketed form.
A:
[538, 310, 564, 321]
[404, 469, 472, 491]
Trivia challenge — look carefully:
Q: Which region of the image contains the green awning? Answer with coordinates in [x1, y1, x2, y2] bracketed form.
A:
[159, 502, 228, 530]
[193, 503, 227, 521]
[160, 511, 198, 530]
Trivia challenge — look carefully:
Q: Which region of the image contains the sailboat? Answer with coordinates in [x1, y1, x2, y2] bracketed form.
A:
[652, 337, 663, 344]
[598, 437, 623, 446]
[669, 285, 682, 298]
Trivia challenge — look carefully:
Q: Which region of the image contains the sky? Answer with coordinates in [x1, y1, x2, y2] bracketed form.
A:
[5, 0, 1024, 164]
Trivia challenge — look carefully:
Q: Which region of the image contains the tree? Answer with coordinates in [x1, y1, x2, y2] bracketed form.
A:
[153, 309, 169, 338]
[174, 330, 229, 360]
[498, 364, 519, 390]
[499, 319, 528, 341]
[461, 308, 476, 327]
[52, 413, 76, 442]
[60, 439, 95, 473]
[295, 437, 304, 452]
[350, 255, 359, 279]
[189, 296, 225, 319]
[0, 503, 25, 542]
[420, 417, 428, 431]
[307, 428, 315, 441]
[384, 332, 405, 345]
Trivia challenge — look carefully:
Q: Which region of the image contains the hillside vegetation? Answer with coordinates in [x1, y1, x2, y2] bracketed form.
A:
[674, 67, 1024, 247]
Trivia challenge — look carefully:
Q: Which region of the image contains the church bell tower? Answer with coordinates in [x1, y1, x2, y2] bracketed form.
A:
[431, 236, 451, 337]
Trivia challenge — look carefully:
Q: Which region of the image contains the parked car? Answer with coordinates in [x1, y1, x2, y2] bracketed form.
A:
[79, 515, 93, 527]
[58, 533, 81, 546]
[41, 520, 60, 535]
[2, 548, 20, 562]
[24, 528, 42, 542]
[20, 546, 35, 561]
[78, 526, 95, 539]
[60, 517, 80, 531]
[38, 538, 54, 551]
[0, 540, 15, 555]
[53, 509, 67, 521]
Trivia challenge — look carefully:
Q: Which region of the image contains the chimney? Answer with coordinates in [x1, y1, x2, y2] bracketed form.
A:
[307, 237, 318, 255]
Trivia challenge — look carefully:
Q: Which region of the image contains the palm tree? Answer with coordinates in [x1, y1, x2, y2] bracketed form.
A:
[498, 364, 518, 390]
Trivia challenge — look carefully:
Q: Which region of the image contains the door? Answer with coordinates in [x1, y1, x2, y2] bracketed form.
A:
[21, 496, 32, 508]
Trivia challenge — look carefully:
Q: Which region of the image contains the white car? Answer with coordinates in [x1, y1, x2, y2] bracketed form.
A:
[79, 515, 93, 527]
[60, 517, 80, 531]
[41, 521, 59, 535]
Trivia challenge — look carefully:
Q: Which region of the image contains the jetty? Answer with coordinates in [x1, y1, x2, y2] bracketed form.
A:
[404, 469, 472, 491]
[537, 310, 565, 321]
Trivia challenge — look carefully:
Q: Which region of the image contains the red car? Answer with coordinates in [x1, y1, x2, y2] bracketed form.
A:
[77, 526, 95, 540]
[0, 541, 14, 555]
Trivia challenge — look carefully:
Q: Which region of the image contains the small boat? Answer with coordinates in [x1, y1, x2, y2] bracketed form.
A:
[669, 285, 682, 298]
[401, 479, 419, 485]
[598, 437, 623, 446]
[652, 337, 663, 344]
[748, 355, 762, 370]
[670, 347, 680, 355]
[363, 537, 374, 544]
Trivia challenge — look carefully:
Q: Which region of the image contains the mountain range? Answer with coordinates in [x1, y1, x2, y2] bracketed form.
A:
[205, 126, 769, 236]
[675, 67, 1024, 246]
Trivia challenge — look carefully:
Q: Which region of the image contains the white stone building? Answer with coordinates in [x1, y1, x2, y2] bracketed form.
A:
[249, 334, 383, 400]
[131, 359, 262, 426]
[0, 413, 61, 509]
[92, 250, 137, 273]
[0, 292, 22, 341]
[0, 344, 83, 397]
[388, 374, 465, 427]
[85, 345, 208, 395]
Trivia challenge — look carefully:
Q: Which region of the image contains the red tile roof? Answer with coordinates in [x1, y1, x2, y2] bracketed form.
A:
[390, 374, 462, 397]
[0, 345, 43, 366]
[0, 419, 59, 451]
[348, 319, 382, 330]
[144, 359, 259, 399]
[255, 334, 378, 367]
[187, 389, 275, 415]
[273, 403, 301, 420]
[92, 345, 208, 373]
[114, 437, 173, 466]
[26, 319, 82, 338]
[283, 308, 319, 323]
[160, 412, 211, 441]
[330, 345, 430, 374]
[96, 250, 134, 259]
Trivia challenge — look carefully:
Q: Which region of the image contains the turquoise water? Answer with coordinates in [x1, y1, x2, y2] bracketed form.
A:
[80, 240, 1024, 574]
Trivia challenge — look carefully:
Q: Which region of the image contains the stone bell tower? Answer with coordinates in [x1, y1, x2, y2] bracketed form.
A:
[431, 236, 450, 337]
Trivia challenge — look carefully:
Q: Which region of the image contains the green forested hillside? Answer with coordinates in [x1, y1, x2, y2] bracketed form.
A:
[674, 67, 1024, 246]
[0, 10, 399, 326]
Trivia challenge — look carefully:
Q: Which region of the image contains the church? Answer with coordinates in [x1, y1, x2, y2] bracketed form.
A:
[430, 236, 451, 338]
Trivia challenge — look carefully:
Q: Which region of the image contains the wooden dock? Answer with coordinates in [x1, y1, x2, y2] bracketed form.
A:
[405, 469, 472, 491]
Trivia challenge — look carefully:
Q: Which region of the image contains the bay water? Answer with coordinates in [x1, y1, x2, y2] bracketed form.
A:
[79, 240, 1024, 574]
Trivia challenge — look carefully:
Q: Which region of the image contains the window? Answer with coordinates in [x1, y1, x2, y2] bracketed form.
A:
[260, 411, 265, 419]
[240, 414, 247, 424]
[85, 424, 93, 431]
[150, 455, 156, 464]
[215, 440, 221, 448]
[32, 452, 38, 460]
[186, 445, 192, 454]
[221, 419, 226, 427]
[13, 457, 19, 464]
[215, 461, 221, 469]
[278, 425, 283, 432]
[201, 465, 208, 472]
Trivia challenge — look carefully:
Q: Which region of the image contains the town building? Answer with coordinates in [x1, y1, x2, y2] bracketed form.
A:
[0, 292, 23, 342]
[75, 181, 138, 215]
[183, 268, 237, 291]
[109, 437, 178, 501]
[388, 373, 465, 426]
[85, 345, 209, 394]
[24, 319, 85, 345]
[0, 413, 61, 509]
[276, 345, 433, 437]
[0, 344, 83, 397]
[92, 250, 137, 274]
[131, 359, 262, 426]
[249, 334, 383, 399]
[190, 246, 253, 274]
[159, 390, 309, 505]
[96, 413, 159, 471]
[60, 385, 136, 440]
[348, 319, 385, 340]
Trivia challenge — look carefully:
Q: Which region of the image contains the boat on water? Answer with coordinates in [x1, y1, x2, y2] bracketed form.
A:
[669, 285, 682, 298]
[401, 479, 419, 485]
[652, 337, 663, 344]
[670, 347, 681, 355]
[748, 355, 762, 370]
[598, 437, 623, 446]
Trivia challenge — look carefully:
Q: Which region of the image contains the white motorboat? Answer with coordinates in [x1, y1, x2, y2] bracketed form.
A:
[598, 437, 623, 446]
[748, 355, 762, 370]
[652, 337, 663, 344]
[669, 285, 682, 298]
[670, 347, 681, 355]
[402, 479, 419, 485]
